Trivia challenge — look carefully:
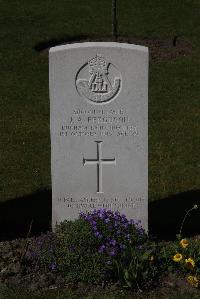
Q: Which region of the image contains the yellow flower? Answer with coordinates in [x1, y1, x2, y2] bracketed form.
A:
[180, 238, 189, 248]
[173, 253, 183, 262]
[185, 258, 195, 268]
[187, 275, 199, 288]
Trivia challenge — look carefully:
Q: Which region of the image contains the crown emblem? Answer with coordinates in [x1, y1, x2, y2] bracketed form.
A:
[76, 54, 122, 104]
[88, 54, 108, 74]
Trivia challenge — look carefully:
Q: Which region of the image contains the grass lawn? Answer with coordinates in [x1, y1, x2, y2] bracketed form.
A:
[0, 1, 200, 202]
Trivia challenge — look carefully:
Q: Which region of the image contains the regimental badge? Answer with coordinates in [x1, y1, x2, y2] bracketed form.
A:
[76, 54, 122, 104]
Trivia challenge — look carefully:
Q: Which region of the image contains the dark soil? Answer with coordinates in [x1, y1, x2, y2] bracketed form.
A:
[0, 237, 65, 291]
[0, 236, 200, 298]
[37, 35, 192, 61]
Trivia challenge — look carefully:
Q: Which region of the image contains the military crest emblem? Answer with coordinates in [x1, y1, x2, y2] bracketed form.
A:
[76, 54, 122, 104]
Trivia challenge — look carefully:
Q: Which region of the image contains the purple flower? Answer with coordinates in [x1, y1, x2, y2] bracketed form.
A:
[109, 239, 117, 246]
[99, 245, 106, 253]
[85, 215, 92, 221]
[79, 211, 85, 217]
[95, 231, 102, 239]
[80, 209, 145, 259]
[128, 219, 135, 225]
[135, 220, 142, 227]
[108, 249, 116, 256]
[98, 208, 106, 215]
[36, 239, 43, 245]
[119, 244, 126, 250]
[49, 262, 57, 271]
[137, 245, 143, 250]
[136, 227, 145, 235]
[91, 220, 97, 226]
[69, 245, 75, 252]
[26, 250, 38, 258]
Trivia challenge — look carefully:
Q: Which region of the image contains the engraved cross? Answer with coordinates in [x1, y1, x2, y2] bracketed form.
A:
[83, 141, 116, 193]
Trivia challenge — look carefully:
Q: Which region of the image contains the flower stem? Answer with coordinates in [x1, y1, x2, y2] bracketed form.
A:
[179, 205, 198, 237]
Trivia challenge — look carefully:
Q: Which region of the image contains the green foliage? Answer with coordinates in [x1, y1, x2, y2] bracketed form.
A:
[26, 219, 107, 284]
[26, 210, 151, 287]
[114, 241, 161, 290]
[53, 211, 149, 284]
[54, 218, 107, 283]
[76, 209, 154, 289]
[25, 232, 58, 269]
[25, 209, 200, 290]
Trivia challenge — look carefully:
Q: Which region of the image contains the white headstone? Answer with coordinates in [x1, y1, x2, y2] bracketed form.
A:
[50, 42, 148, 230]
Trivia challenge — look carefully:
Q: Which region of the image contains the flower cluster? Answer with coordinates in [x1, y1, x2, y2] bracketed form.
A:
[187, 275, 199, 288]
[80, 209, 146, 260]
[172, 253, 195, 269]
[21, 204, 200, 290]
[172, 238, 199, 288]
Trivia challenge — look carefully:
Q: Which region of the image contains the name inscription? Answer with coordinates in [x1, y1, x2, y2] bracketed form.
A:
[60, 108, 138, 137]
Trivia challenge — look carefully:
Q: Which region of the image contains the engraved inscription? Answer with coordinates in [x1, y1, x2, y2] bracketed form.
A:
[58, 196, 145, 210]
[83, 141, 116, 193]
[76, 54, 122, 104]
[60, 108, 139, 137]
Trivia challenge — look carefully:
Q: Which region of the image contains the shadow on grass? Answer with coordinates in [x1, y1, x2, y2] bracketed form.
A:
[34, 35, 91, 52]
[0, 190, 52, 241]
[149, 190, 200, 240]
[33, 35, 123, 52]
[0, 189, 199, 241]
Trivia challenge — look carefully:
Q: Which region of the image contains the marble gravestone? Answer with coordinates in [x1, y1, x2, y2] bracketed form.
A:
[50, 42, 148, 230]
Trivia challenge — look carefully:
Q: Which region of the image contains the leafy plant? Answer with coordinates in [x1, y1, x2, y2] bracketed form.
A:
[114, 241, 162, 290]
[54, 217, 107, 283]
[26, 209, 149, 286]
[25, 208, 200, 290]
[79, 209, 156, 289]
[159, 205, 200, 288]
[25, 232, 59, 272]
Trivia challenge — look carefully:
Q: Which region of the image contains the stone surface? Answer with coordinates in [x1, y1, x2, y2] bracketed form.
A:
[50, 42, 148, 230]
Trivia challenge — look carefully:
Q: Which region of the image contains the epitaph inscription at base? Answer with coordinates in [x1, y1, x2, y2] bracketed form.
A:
[50, 42, 148, 230]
